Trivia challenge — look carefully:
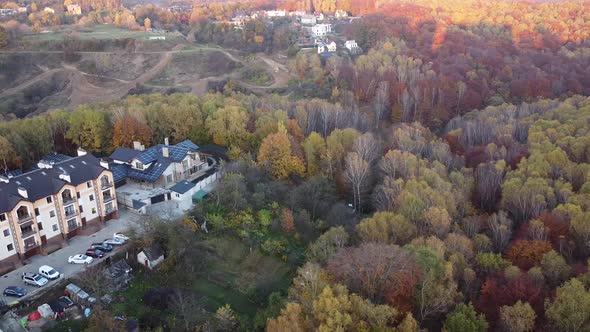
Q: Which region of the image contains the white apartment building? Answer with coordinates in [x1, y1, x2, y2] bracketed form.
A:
[301, 15, 316, 25]
[266, 10, 286, 17]
[0, 150, 119, 269]
[311, 24, 332, 37]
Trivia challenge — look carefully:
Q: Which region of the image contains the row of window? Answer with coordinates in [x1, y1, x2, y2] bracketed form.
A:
[3, 222, 60, 252]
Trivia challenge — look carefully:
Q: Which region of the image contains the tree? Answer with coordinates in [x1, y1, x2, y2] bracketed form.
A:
[373, 81, 389, 129]
[144, 17, 151, 29]
[207, 105, 249, 148]
[541, 250, 571, 287]
[215, 304, 238, 331]
[506, 240, 553, 270]
[86, 306, 126, 332]
[0, 26, 8, 49]
[545, 278, 590, 332]
[257, 130, 305, 180]
[267, 303, 308, 332]
[281, 208, 295, 234]
[0, 135, 18, 173]
[424, 207, 451, 238]
[443, 303, 488, 332]
[307, 226, 349, 264]
[356, 211, 416, 245]
[302, 132, 326, 176]
[499, 301, 536, 332]
[288, 263, 330, 314]
[66, 107, 110, 153]
[344, 152, 371, 212]
[327, 243, 419, 306]
[112, 114, 152, 148]
[313, 285, 353, 332]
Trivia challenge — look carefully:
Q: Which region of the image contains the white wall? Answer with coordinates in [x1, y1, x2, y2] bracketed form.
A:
[0, 215, 16, 260]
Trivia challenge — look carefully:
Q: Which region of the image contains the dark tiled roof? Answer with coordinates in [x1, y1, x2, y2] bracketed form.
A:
[106, 260, 132, 279]
[127, 159, 171, 182]
[40, 152, 72, 165]
[0, 154, 108, 214]
[169, 180, 195, 194]
[111, 148, 142, 163]
[142, 244, 164, 261]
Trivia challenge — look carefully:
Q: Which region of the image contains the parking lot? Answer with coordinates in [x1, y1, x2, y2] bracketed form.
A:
[0, 210, 138, 301]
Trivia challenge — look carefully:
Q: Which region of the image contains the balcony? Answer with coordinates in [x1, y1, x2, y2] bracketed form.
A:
[24, 239, 39, 250]
[64, 208, 78, 218]
[62, 197, 75, 206]
[101, 181, 113, 189]
[105, 205, 115, 214]
[103, 194, 114, 203]
[21, 228, 36, 239]
[17, 214, 32, 224]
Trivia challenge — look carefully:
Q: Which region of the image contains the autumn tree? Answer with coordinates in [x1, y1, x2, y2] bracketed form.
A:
[112, 114, 152, 148]
[281, 208, 295, 234]
[0, 135, 19, 173]
[540, 250, 571, 287]
[545, 278, 590, 332]
[144, 17, 151, 29]
[66, 107, 111, 153]
[208, 105, 249, 148]
[307, 226, 349, 264]
[257, 129, 305, 180]
[499, 301, 536, 332]
[356, 211, 416, 245]
[506, 240, 553, 270]
[302, 132, 326, 176]
[444, 303, 488, 332]
[344, 152, 370, 212]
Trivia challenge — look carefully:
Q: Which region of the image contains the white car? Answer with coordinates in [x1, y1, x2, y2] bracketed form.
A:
[113, 233, 129, 242]
[103, 237, 125, 246]
[68, 254, 93, 264]
[38, 265, 60, 280]
[22, 272, 48, 287]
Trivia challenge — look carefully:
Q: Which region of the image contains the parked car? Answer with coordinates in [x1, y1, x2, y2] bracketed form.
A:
[90, 243, 113, 252]
[103, 238, 125, 246]
[85, 248, 105, 258]
[68, 254, 93, 264]
[113, 233, 129, 242]
[22, 272, 48, 287]
[3, 286, 26, 298]
[38, 265, 60, 280]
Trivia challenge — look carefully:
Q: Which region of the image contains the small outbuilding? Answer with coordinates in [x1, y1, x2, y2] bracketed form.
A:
[137, 244, 164, 269]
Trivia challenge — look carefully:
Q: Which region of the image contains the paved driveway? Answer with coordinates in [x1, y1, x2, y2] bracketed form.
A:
[0, 210, 138, 301]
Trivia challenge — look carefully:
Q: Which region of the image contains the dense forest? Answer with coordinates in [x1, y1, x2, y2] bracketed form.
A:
[2, 0, 590, 331]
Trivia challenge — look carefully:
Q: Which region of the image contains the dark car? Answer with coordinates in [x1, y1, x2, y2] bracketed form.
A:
[3, 286, 26, 298]
[85, 248, 105, 258]
[90, 243, 113, 252]
[57, 296, 74, 309]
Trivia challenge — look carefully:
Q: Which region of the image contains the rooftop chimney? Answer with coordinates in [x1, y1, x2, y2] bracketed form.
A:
[162, 147, 169, 158]
[100, 159, 110, 169]
[164, 137, 169, 146]
[17, 187, 28, 198]
[133, 141, 144, 151]
[0, 175, 9, 184]
[77, 147, 87, 156]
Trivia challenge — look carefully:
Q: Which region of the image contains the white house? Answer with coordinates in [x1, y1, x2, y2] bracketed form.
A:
[266, 10, 286, 17]
[345, 40, 361, 54]
[301, 15, 316, 25]
[43, 7, 55, 13]
[314, 12, 324, 21]
[137, 244, 164, 269]
[335, 10, 348, 19]
[317, 42, 327, 54]
[311, 24, 332, 37]
[289, 10, 306, 17]
[326, 40, 337, 52]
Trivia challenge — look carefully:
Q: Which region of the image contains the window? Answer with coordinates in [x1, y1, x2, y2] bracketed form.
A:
[34, 208, 39, 216]
[0, 213, 5, 222]
[52, 224, 58, 232]
[7, 244, 13, 251]
[3, 229, 9, 237]
[166, 174, 173, 183]
[91, 208, 96, 214]
[175, 193, 180, 198]
[182, 160, 188, 170]
[134, 161, 143, 170]
[89, 194, 94, 201]
[38, 223, 43, 230]
[49, 210, 55, 218]
[76, 192, 81, 199]
[87, 181, 92, 188]
[46, 196, 52, 204]
[79, 205, 84, 213]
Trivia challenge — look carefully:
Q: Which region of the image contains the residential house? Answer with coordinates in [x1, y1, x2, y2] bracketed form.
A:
[345, 40, 361, 54]
[43, 7, 55, 13]
[326, 40, 337, 52]
[137, 244, 164, 269]
[66, 4, 81, 15]
[311, 23, 332, 37]
[300, 15, 316, 25]
[289, 10, 306, 17]
[231, 14, 250, 27]
[317, 41, 327, 54]
[266, 10, 286, 17]
[335, 9, 348, 19]
[0, 150, 118, 269]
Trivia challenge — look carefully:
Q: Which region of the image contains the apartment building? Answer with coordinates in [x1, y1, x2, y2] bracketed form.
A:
[0, 150, 118, 266]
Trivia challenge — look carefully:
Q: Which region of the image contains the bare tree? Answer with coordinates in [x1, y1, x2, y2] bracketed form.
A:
[76, 264, 109, 297]
[488, 212, 513, 253]
[475, 163, 504, 212]
[345, 152, 371, 213]
[373, 81, 390, 129]
[353, 133, 380, 164]
[170, 289, 206, 331]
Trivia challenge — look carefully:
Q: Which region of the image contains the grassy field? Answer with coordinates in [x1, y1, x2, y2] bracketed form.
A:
[22, 25, 184, 42]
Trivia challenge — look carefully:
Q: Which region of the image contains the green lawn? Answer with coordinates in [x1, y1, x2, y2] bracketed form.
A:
[22, 25, 184, 43]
